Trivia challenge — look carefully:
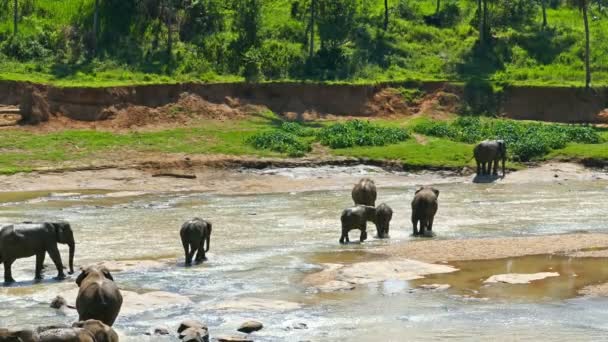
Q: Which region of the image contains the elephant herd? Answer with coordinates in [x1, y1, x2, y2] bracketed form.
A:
[0, 139, 506, 340]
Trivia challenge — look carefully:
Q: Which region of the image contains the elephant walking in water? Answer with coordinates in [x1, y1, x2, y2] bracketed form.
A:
[339, 204, 393, 244]
[75, 266, 123, 327]
[352, 178, 377, 206]
[0, 222, 75, 284]
[474, 140, 507, 177]
[180, 218, 212, 265]
[411, 186, 439, 237]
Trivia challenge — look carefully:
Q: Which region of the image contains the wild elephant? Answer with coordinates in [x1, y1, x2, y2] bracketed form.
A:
[474, 140, 506, 177]
[351, 178, 377, 206]
[0, 222, 75, 284]
[339, 204, 393, 243]
[180, 218, 212, 265]
[375, 203, 393, 239]
[75, 266, 123, 327]
[411, 186, 439, 237]
[35, 320, 118, 342]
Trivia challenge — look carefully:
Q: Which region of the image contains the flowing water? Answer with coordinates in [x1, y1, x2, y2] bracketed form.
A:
[1, 166, 608, 341]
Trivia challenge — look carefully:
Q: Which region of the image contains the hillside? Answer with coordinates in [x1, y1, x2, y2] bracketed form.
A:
[0, 0, 606, 87]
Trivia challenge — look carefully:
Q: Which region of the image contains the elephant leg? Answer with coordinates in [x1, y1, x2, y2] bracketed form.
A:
[35, 251, 45, 280]
[360, 226, 367, 242]
[340, 225, 349, 244]
[412, 216, 419, 236]
[476, 161, 481, 175]
[428, 216, 435, 232]
[492, 160, 498, 175]
[194, 239, 206, 262]
[3, 259, 15, 283]
[187, 245, 197, 266]
[183, 241, 192, 266]
[47, 245, 66, 280]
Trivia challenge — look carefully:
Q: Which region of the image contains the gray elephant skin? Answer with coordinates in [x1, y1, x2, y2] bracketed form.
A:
[0, 222, 75, 284]
[1, 320, 118, 342]
[474, 140, 506, 176]
[180, 218, 212, 265]
[340, 205, 393, 244]
[375, 203, 393, 239]
[75, 266, 123, 327]
[351, 178, 377, 206]
[411, 186, 439, 237]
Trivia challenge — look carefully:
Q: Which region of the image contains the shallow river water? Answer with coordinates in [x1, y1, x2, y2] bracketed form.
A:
[1, 166, 608, 341]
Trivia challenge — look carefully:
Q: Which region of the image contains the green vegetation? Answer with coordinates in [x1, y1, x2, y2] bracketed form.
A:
[413, 116, 603, 161]
[246, 130, 312, 157]
[0, 0, 607, 86]
[317, 120, 410, 148]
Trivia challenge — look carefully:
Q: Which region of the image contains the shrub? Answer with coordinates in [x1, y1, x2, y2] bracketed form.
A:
[318, 120, 410, 148]
[280, 122, 316, 137]
[246, 131, 311, 157]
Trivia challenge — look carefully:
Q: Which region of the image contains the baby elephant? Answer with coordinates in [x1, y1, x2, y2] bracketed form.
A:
[411, 186, 439, 237]
[180, 218, 212, 265]
[340, 205, 393, 244]
[75, 266, 123, 327]
[375, 203, 393, 239]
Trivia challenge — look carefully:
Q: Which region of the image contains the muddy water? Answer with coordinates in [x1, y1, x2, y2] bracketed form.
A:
[0, 166, 608, 340]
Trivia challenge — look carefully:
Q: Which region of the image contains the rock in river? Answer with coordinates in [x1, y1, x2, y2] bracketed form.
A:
[484, 272, 560, 284]
[237, 320, 263, 333]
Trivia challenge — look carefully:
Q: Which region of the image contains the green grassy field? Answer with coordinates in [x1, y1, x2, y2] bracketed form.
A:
[1, 111, 606, 175]
[0, 0, 606, 87]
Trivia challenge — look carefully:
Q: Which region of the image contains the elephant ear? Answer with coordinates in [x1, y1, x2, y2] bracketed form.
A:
[100, 267, 114, 281]
[415, 186, 423, 194]
[75, 268, 88, 287]
[51, 222, 71, 243]
[432, 188, 440, 198]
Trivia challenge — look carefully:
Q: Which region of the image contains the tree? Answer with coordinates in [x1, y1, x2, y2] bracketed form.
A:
[93, 0, 99, 55]
[569, 0, 591, 88]
[233, 0, 262, 51]
[384, 0, 389, 30]
[436, 0, 441, 15]
[540, 0, 548, 27]
[13, 0, 18, 34]
[310, 0, 316, 58]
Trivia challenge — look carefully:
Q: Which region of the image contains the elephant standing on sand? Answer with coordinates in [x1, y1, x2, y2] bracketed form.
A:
[180, 218, 212, 265]
[352, 178, 377, 206]
[75, 266, 123, 327]
[339, 204, 393, 244]
[474, 140, 506, 176]
[0, 222, 75, 284]
[411, 186, 439, 237]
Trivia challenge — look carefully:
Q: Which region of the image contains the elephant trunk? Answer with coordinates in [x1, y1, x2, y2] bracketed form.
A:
[205, 235, 210, 253]
[68, 242, 75, 274]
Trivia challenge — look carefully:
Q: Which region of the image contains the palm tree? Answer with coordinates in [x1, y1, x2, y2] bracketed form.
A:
[13, 0, 18, 34]
[570, 0, 591, 88]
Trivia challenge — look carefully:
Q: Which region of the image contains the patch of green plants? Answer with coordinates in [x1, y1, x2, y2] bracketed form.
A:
[279, 122, 317, 137]
[246, 130, 311, 157]
[413, 116, 602, 161]
[317, 120, 410, 149]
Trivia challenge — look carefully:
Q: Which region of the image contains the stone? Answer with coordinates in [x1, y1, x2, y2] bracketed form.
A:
[179, 327, 209, 342]
[217, 335, 253, 342]
[484, 272, 560, 284]
[147, 327, 170, 336]
[237, 320, 263, 334]
[177, 320, 208, 334]
[419, 284, 451, 291]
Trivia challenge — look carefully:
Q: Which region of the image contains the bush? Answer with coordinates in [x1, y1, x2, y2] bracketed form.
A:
[280, 122, 316, 137]
[413, 117, 603, 161]
[246, 131, 311, 157]
[318, 120, 410, 148]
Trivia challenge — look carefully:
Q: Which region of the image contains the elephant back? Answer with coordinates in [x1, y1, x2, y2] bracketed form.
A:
[352, 178, 377, 206]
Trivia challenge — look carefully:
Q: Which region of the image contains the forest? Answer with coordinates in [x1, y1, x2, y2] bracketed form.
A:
[0, 0, 606, 87]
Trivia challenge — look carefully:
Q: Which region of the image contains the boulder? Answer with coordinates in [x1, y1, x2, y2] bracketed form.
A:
[484, 272, 560, 284]
[177, 320, 208, 334]
[237, 321, 263, 334]
[217, 335, 253, 342]
[145, 327, 170, 336]
[179, 327, 209, 342]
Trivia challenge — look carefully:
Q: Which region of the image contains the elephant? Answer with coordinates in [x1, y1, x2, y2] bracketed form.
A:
[339, 205, 393, 244]
[375, 203, 393, 239]
[411, 186, 439, 237]
[36, 320, 117, 342]
[351, 178, 377, 206]
[474, 140, 506, 176]
[75, 266, 123, 327]
[180, 218, 212, 265]
[0, 222, 75, 284]
[0, 329, 38, 342]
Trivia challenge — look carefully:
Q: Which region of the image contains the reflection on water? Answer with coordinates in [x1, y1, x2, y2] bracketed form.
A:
[0, 174, 607, 340]
[412, 254, 608, 301]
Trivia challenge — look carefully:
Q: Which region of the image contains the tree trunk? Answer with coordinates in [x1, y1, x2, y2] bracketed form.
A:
[582, 0, 591, 89]
[13, 0, 18, 34]
[309, 0, 315, 59]
[541, 0, 547, 28]
[384, 0, 389, 31]
[93, 0, 99, 55]
[483, 0, 488, 42]
[167, 13, 172, 59]
[436, 0, 441, 15]
[478, 0, 483, 44]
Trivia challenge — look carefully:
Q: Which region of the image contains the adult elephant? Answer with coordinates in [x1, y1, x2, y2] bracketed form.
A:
[75, 266, 123, 327]
[35, 319, 118, 342]
[411, 186, 439, 237]
[352, 178, 377, 206]
[0, 222, 75, 284]
[474, 140, 506, 176]
[180, 218, 212, 266]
